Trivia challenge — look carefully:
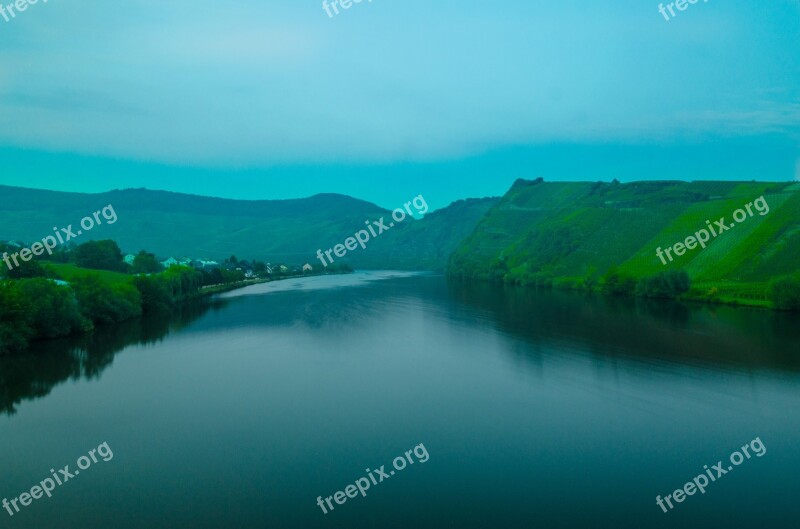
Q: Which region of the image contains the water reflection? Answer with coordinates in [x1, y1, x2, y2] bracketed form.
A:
[0, 274, 798, 529]
[0, 299, 224, 415]
[447, 279, 800, 372]
[2, 275, 798, 417]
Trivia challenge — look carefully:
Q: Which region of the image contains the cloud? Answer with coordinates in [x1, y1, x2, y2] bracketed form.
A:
[136, 23, 318, 67]
[0, 0, 797, 165]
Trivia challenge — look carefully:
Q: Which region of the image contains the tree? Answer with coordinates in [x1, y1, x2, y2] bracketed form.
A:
[221, 269, 245, 283]
[15, 278, 90, 338]
[201, 268, 224, 286]
[5, 258, 47, 279]
[489, 257, 508, 283]
[132, 275, 172, 312]
[73, 240, 126, 272]
[636, 270, 691, 299]
[133, 266, 203, 312]
[132, 250, 163, 274]
[0, 281, 34, 353]
[582, 266, 599, 291]
[43, 245, 71, 263]
[72, 274, 141, 324]
[665, 270, 691, 295]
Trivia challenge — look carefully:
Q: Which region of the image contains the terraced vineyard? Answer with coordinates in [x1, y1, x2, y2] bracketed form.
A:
[448, 178, 800, 308]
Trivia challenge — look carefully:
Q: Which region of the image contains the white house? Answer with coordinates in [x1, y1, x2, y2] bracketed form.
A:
[303, 263, 313, 272]
[161, 257, 179, 268]
[124, 254, 136, 265]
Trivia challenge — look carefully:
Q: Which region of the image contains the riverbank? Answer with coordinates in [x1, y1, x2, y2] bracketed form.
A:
[0, 268, 352, 356]
[446, 272, 799, 312]
[196, 270, 352, 296]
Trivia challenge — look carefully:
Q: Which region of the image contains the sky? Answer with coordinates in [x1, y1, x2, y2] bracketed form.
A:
[0, 0, 798, 210]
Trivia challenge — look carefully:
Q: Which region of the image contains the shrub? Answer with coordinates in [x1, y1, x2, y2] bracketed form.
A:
[582, 266, 599, 291]
[553, 277, 581, 290]
[601, 267, 637, 296]
[636, 270, 691, 299]
[768, 272, 800, 311]
[701, 287, 722, 304]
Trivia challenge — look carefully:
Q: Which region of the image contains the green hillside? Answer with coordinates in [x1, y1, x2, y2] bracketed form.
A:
[334, 197, 498, 270]
[44, 263, 132, 284]
[0, 186, 495, 270]
[448, 178, 800, 307]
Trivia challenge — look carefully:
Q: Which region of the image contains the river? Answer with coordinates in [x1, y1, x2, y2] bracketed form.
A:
[1, 272, 798, 528]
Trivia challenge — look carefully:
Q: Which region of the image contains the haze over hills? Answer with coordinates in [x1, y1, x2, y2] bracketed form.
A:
[0, 186, 497, 270]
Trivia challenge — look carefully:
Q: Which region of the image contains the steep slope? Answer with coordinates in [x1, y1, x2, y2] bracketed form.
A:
[448, 178, 800, 300]
[334, 197, 498, 271]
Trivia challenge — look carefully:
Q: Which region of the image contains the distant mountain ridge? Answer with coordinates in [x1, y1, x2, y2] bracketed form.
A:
[0, 185, 498, 270]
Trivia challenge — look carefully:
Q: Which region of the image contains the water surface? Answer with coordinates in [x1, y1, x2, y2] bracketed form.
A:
[1, 272, 798, 528]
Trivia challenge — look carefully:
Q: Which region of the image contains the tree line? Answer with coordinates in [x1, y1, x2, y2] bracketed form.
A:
[0, 265, 208, 355]
[0, 239, 344, 355]
[450, 256, 800, 310]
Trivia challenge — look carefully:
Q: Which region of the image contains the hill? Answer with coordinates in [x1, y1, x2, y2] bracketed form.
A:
[0, 186, 497, 270]
[334, 197, 498, 270]
[448, 179, 800, 305]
